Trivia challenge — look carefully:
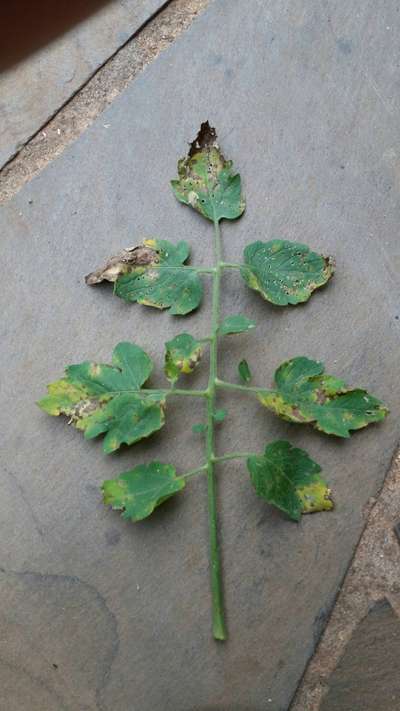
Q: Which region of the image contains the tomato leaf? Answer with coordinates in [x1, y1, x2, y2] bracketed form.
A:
[171, 121, 245, 223]
[247, 440, 333, 522]
[219, 315, 256, 336]
[164, 333, 204, 383]
[192, 423, 207, 434]
[238, 359, 252, 383]
[213, 409, 227, 422]
[102, 461, 185, 521]
[258, 356, 388, 437]
[114, 239, 203, 315]
[37, 342, 165, 453]
[241, 240, 334, 306]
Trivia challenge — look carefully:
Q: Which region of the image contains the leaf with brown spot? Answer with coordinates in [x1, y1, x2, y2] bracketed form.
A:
[258, 357, 389, 437]
[114, 239, 203, 315]
[171, 121, 245, 223]
[164, 333, 204, 383]
[241, 240, 334, 306]
[103, 461, 185, 521]
[37, 342, 165, 453]
[247, 440, 333, 522]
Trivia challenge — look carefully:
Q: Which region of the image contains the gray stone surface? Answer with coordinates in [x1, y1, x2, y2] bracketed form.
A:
[320, 600, 400, 710]
[1, 0, 400, 709]
[0, 0, 166, 168]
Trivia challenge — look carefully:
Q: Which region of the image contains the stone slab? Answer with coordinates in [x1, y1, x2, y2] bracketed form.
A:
[1, 1, 400, 709]
[320, 600, 400, 710]
[0, 0, 167, 168]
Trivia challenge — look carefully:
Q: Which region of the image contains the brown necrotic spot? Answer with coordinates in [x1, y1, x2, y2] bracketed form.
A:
[188, 121, 218, 157]
[291, 407, 308, 422]
[68, 398, 99, 424]
[85, 244, 159, 285]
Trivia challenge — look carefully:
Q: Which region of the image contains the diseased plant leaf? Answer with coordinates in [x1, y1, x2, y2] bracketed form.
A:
[219, 315, 256, 336]
[238, 359, 252, 383]
[114, 239, 203, 315]
[247, 440, 333, 522]
[164, 333, 204, 383]
[102, 461, 185, 521]
[258, 356, 388, 437]
[192, 423, 207, 434]
[241, 240, 334, 306]
[37, 342, 166, 453]
[171, 122, 245, 223]
[38, 119, 392, 645]
[85, 243, 161, 285]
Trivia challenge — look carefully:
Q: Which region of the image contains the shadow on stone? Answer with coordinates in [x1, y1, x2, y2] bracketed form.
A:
[0, 0, 113, 70]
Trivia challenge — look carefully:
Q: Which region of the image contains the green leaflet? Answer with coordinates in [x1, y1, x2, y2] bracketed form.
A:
[258, 357, 388, 438]
[37, 342, 165, 453]
[247, 440, 333, 522]
[171, 122, 245, 223]
[115, 239, 203, 315]
[192, 423, 207, 434]
[238, 359, 252, 383]
[241, 240, 334, 306]
[102, 462, 185, 522]
[164, 333, 204, 383]
[213, 409, 227, 422]
[219, 315, 256, 336]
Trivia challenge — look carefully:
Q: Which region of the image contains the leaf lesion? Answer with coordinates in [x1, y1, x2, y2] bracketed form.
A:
[85, 243, 160, 284]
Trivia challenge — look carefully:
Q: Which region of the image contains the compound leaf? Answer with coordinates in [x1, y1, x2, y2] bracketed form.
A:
[238, 359, 252, 383]
[171, 122, 245, 223]
[219, 315, 256, 336]
[247, 440, 333, 522]
[258, 356, 388, 438]
[241, 240, 334, 306]
[164, 333, 204, 383]
[102, 461, 185, 521]
[114, 239, 203, 315]
[37, 342, 166, 453]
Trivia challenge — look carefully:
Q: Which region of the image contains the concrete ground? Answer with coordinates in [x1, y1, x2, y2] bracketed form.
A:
[1, 1, 400, 709]
[0, 0, 210, 202]
[0, 0, 169, 168]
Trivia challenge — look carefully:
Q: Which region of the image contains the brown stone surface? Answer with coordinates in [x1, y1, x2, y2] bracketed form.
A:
[320, 599, 400, 711]
[291, 451, 400, 711]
